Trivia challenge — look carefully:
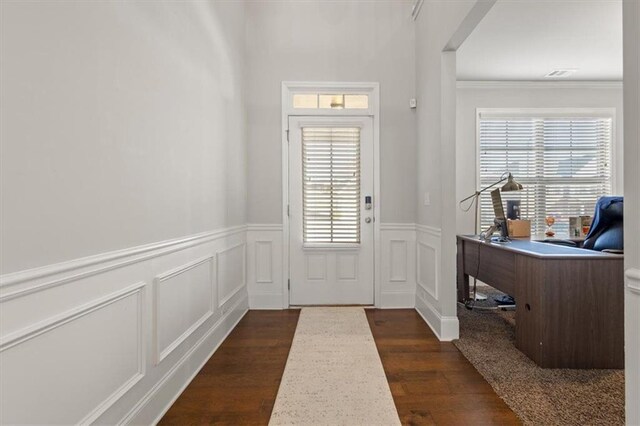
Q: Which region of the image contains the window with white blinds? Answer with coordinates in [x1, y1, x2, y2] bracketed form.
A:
[478, 114, 612, 235]
[302, 127, 361, 243]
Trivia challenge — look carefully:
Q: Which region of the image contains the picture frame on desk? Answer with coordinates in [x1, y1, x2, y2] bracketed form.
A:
[569, 216, 593, 238]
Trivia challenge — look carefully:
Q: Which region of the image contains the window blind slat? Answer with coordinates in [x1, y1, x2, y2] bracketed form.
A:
[303, 127, 361, 243]
[478, 116, 612, 235]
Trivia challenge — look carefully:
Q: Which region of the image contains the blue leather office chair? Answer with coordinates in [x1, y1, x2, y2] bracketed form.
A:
[583, 196, 624, 252]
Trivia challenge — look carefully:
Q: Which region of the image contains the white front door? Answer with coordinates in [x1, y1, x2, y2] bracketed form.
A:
[288, 116, 374, 305]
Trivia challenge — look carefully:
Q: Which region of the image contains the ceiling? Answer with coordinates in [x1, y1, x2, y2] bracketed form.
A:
[457, 0, 623, 81]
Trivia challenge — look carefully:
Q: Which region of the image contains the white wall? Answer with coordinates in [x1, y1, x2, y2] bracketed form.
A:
[245, 0, 417, 225]
[243, 0, 420, 310]
[0, 2, 249, 423]
[0, 0, 247, 275]
[456, 83, 624, 234]
[623, 0, 640, 423]
[414, 0, 479, 340]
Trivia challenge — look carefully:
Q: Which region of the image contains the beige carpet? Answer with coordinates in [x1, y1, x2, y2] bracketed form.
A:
[455, 287, 625, 426]
[269, 307, 401, 426]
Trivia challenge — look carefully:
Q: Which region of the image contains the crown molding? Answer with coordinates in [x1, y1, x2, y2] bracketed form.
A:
[457, 80, 623, 90]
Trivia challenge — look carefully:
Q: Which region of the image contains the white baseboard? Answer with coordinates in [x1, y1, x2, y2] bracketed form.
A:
[415, 293, 459, 341]
[123, 294, 248, 425]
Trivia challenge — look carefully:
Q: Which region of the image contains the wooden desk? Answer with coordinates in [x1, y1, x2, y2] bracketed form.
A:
[457, 235, 624, 369]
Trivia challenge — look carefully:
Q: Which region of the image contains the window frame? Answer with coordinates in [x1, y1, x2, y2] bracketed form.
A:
[475, 108, 616, 235]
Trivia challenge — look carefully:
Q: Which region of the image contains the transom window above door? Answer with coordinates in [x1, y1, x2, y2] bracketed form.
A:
[293, 93, 369, 110]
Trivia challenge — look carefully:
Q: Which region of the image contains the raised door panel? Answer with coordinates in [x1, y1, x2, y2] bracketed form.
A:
[306, 254, 327, 281]
[336, 254, 358, 281]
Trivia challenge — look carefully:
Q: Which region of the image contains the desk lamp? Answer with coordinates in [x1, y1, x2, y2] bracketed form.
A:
[459, 172, 523, 301]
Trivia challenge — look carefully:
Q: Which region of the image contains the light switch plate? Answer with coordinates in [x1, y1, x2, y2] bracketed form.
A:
[423, 192, 431, 206]
[409, 98, 417, 109]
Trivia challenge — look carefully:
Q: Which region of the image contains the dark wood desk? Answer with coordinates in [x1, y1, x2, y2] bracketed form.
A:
[457, 235, 624, 369]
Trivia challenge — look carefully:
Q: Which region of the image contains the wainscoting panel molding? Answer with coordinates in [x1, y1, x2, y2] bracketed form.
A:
[217, 243, 246, 308]
[389, 240, 408, 282]
[255, 241, 274, 283]
[153, 256, 216, 365]
[0, 226, 249, 425]
[0, 225, 246, 303]
[379, 224, 416, 308]
[245, 222, 452, 337]
[0, 283, 145, 425]
[414, 224, 458, 341]
[246, 224, 285, 309]
[416, 225, 441, 303]
[417, 241, 438, 300]
[246, 224, 417, 309]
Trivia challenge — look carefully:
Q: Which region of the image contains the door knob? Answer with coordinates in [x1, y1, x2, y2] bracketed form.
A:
[365, 217, 372, 224]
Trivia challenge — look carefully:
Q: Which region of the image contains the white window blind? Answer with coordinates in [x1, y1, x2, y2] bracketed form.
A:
[303, 127, 361, 243]
[478, 115, 612, 235]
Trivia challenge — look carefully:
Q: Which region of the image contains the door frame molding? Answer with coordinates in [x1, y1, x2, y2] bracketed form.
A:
[281, 81, 381, 308]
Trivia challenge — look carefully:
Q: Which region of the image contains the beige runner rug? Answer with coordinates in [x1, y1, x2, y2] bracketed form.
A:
[269, 307, 401, 426]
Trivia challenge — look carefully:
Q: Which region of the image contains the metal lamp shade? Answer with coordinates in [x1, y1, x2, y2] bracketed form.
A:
[501, 173, 523, 192]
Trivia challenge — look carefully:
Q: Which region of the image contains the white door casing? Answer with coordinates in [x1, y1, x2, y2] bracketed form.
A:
[281, 82, 380, 308]
[288, 116, 374, 305]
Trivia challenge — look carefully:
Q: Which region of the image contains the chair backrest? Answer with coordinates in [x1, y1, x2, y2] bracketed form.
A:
[583, 196, 624, 252]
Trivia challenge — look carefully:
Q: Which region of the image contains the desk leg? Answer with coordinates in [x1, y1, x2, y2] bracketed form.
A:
[457, 239, 469, 303]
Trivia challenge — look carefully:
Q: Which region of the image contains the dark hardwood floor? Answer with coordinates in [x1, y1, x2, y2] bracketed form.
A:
[366, 309, 520, 425]
[159, 310, 301, 425]
[160, 308, 519, 425]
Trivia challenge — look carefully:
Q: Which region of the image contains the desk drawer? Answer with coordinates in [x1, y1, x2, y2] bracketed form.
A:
[463, 243, 516, 295]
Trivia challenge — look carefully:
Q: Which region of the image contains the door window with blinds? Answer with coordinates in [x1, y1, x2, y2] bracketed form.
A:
[478, 111, 613, 235]
[302, 127, 360, 244]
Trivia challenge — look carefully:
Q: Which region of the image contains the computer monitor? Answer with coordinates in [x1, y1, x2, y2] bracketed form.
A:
[491, 188, 506, 220]
[489, 189, 509, 239]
